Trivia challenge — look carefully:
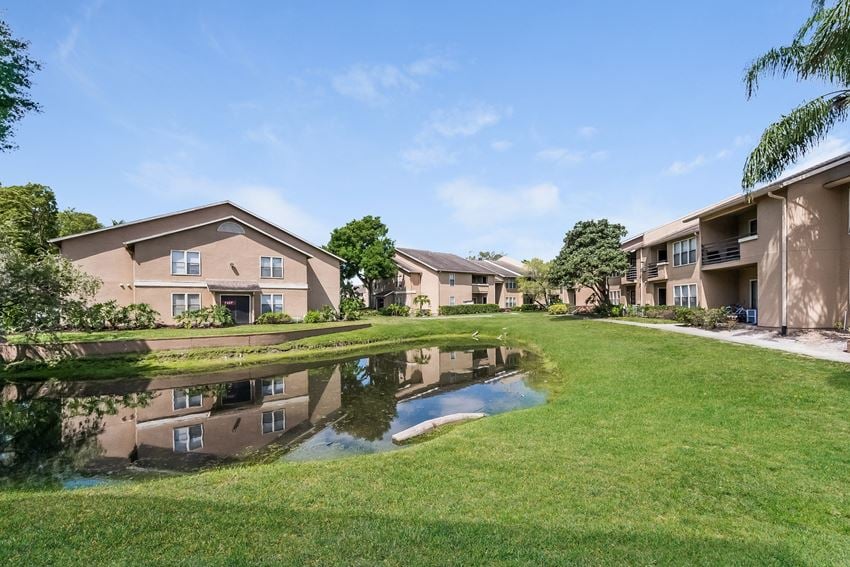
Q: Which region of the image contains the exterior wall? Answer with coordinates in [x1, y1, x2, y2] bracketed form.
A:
[56, 203, 340, 324]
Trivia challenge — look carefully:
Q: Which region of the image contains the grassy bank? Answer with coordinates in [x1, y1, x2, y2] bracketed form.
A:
[2, 313, 850, 564]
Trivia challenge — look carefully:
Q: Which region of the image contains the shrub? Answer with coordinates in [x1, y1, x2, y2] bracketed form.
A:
[514, 303, 543, 312]
[255, 312, 293, 325]
[303, 310, 324, 323]
[548, 303, 570, 315]
[414, 308, 431, 317]
[125, 303, 159, 329]
[674, 306, 730, 329]
[64, 301, 159, 331]
[379, 303, 411, 317]
[319, 304, 339, 322]
[609, 304, 623, 317]
[175, 305, 235, 328]
[339, 297, 363, 321]
[438, 303, 500, 316]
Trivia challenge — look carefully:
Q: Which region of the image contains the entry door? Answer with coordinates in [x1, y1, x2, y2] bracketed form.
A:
[221, 295, 251, 324]
[749, 280, 758, 310]
[658, 288, 667, 306]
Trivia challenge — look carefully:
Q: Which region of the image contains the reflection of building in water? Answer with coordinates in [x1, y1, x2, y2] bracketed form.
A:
[56, 346, 525, 473]
[66, 366, 342, 472]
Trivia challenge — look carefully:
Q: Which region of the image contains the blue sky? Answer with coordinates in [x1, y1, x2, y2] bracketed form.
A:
[2, 1, 847, 259]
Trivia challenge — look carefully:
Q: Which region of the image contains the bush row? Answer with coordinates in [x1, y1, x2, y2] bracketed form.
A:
[379, 304, 411, 317]
[439, 303, 500, 316]
[64, 301, 159, 331]
[673, 306, 733, 329]
[175, 305, 235, 329]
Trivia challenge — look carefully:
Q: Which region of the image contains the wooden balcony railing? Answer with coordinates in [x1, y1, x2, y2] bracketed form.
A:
[625, 265, 638, 282]
[702, 236, 741, 266]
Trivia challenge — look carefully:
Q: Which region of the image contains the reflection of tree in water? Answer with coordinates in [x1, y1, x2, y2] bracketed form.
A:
[0, 390, 152, 486]
[332, 354, 407, 441]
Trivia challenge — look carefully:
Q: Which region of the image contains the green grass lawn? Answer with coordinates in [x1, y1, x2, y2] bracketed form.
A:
[3, 313, 850, 564]
[5, 319, 360, 344]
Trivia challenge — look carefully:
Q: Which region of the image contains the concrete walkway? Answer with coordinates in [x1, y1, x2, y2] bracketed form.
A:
[598, 318, 850, 364]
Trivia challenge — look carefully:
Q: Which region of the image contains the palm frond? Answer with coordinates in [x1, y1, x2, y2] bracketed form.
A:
[744, 45, 808, 99]
[802, 0, 850, 77]
[742, 93, 850, 188]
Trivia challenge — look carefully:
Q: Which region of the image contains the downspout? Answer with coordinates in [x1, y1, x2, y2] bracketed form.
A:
[767, 191, 788, 335]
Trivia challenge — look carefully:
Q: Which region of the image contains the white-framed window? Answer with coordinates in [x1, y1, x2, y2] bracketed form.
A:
[449, 273, 456, 286]
[505, 278, 517, 290]
[173, 389, 203, 410]
[673, 237, 697, 267]
[171, 250, 201, 275]
[262, 377, 285, 396]
[673, 284, 698, 308]
[262, 409, 285, 434]
[449, 296, 456, 306]
[260, 256, 283, 278]
[173, 424, 203, 452]
[506, 296, 517, 308]
[610, 290, 621, 305]
[172, 293, 201, 317]
[260, 294, 284, 314]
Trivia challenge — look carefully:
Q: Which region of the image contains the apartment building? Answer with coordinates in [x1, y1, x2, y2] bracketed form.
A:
[373, 248, 527, 310]
[608, 151, 850, 331]
[51, 202, 342, 325]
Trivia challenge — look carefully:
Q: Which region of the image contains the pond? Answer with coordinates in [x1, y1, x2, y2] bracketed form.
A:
[0, 344, 546, 488]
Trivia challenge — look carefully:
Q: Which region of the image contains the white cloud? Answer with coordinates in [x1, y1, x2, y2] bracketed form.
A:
[577, 126, 598, 138]
[536, 147, 586, 165]
[665, 154, 708, 176]
[126, 161, 327, 242]
[491, 140, 513, 152]
[664, 136, 754, 176]
[406, 56, 456, 77]
[244, 123, 284, 148]
[436, 178, 560, 227]
[57, 25, 80, 61]
[401, 145, 457, 171]
[332, 55, 456, 104]
[427, 103, 509, 138]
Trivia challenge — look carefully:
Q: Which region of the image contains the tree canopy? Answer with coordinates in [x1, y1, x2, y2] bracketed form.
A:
[742, 0, 850, 188]
[58, 208, 104, 237]
[0, 19, 41, 152]
[326, 216, 396, 306]
[467, 250, 505, 261]
[0, 183, 58, 256]
[550, 219, 628, 306]
[518, 258, 557, 306]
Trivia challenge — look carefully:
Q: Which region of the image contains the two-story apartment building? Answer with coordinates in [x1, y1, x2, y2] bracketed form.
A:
[51, 201, 341, 325]
[373, 248, 527, 311]
[608, 151, 850, 331]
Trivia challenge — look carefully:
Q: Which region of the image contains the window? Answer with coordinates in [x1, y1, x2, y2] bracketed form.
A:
[173, 424, 203, 452]
[262, 377, 285, 396]
[262, 409, 285, 434]
[748, 218, 758, 236]
[172, 293, 201, 317]
[657, 249, 668, 263]
[506, 296, 517, 308]
[506, 278, 517, 290]
[396, 272, 404, 287]
[472, 275, 487, 284]
[673, 237, 697, 267]
[449, 296, 456, 306]
[610, 290, 621, 305]
[260, 256, 283, 278]
[173, 389, 203, 410]
[260, 294, 284, 314]
[171, 250, 200, 275]
[448, 273, 456, 286]
[673, 284, 698, 308]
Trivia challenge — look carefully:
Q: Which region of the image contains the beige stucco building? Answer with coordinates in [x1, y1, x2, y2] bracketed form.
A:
[51, 202, 341, 325]
[603, 151, 850, 331]
[373, 249, 528, 311]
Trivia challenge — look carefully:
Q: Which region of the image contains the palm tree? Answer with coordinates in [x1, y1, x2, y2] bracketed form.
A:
[743, 0, 850, 188]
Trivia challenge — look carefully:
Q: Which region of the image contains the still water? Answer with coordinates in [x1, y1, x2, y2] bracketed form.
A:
[0, 344, 545, 488]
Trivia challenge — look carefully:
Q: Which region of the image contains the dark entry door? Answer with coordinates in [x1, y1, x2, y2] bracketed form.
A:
[221, 295, 250, 324]
[658, 288, 667, 306]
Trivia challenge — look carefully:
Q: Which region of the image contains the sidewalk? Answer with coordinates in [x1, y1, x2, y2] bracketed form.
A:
[598, 318, 850, 364]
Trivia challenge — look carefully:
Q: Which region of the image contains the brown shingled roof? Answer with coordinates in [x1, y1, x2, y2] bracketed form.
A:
[396, 247, 494, 275]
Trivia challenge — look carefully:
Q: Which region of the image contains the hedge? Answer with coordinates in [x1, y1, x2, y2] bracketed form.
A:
[439, 303, 500, 316]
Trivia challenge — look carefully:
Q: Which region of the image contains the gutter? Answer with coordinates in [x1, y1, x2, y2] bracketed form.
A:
[767, 191, 788, 335]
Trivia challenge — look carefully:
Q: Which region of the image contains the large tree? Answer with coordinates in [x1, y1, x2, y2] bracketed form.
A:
[0, 183, 58, 256]
[326, 216, 396, 307]
[0, 19, 41, 152]
[550, 219, 628, 306]
[742, 0, 850, 188]
[58, 208, 104, 237]
[518, 258, 557, 307]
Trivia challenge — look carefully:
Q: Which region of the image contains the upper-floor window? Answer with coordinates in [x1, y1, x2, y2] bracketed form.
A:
[397, 272, 404, 287]
[657, 249, 668, 263]
[171, 250, 201, 275]
[472, 275, 487, 284]
[173, 389, 203, 410]
[260, 256, 283, 278]
[505, 278, 517, 290]
[449, 273, 456, 286]
[672, 237, 697, 267]
[748, 218, 758, 236]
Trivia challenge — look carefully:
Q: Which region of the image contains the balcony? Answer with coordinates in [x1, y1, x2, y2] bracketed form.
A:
[625, 265, 638, 282]
[645, 262, 668, 281]
[702, 236, 741, 266]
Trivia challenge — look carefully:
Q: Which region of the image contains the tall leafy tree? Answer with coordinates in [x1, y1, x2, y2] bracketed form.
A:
[57, 208, 104, 237]
[550, 219, 628, 306]
[518, 258, 557, 307]
[742, 0, 850, 188]
[327, 216, 396, 308]
[0, 183, 58, 256]
[0, 19, 41, 152]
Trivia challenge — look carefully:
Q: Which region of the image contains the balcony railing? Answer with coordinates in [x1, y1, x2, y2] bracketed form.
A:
[646, 263, 659, 278]
[702, 236, 741, 266]
[625, 265, 637, 282]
